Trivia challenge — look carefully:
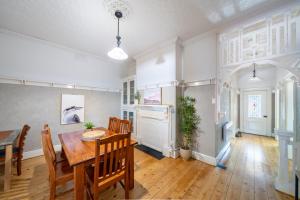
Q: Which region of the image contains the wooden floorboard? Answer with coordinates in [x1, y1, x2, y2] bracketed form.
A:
[0, 134, 294, 199]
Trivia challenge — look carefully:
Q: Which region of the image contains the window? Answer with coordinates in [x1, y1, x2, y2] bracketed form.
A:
[248, 95, 262, 118]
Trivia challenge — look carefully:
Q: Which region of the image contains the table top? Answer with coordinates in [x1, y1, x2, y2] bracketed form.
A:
[0, 130, 20, 146]
[58, 127, 137, 166]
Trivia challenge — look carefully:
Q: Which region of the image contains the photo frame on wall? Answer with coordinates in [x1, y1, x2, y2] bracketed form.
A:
[61, 94, 84, 125]
[144, 88, 162, 105]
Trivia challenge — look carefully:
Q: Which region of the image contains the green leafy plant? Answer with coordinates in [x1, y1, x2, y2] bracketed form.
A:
[134, 91, 141, 104]
[178, 96, 200, 150]
[84, 121, 95, 130]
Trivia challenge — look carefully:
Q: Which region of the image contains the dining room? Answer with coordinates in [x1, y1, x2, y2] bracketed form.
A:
[1, 0, 300, 200]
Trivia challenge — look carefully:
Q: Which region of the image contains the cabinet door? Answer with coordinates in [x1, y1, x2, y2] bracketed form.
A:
[129, 111, 134, 133]
[129, 80, 135, 105]
[123, 110, 128, 120]
[123, 82, 128, 105]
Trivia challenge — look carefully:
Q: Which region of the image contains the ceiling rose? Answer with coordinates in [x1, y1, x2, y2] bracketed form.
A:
[103, 0, 131, 20]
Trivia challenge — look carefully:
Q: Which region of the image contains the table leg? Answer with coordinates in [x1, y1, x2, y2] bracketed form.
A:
[74, 163, 85, 200]
[4, 144, 13, 192]
[129, 146, 134, 189]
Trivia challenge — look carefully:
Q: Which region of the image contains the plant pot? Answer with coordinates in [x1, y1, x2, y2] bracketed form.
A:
[180, 148, 192, 160]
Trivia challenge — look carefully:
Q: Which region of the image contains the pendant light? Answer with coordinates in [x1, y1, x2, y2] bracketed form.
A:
[107, 10, 128, 60]
[249, 63, 260, 81]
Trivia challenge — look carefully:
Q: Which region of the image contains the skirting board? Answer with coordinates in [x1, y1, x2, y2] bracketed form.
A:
[192, 151, 217, 166]
[192, 142, 231, 166]
[23, 145, 61, 160]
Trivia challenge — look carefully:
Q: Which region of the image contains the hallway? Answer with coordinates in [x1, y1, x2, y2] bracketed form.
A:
[221, 134, 291, 200]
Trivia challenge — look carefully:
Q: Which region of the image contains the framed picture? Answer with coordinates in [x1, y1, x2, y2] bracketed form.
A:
[61, 94, 84, 125]
[144, 88, 162, 105]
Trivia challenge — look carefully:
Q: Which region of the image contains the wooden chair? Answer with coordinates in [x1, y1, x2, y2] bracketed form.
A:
[43, 124, 66, 163]
[41, 129, 73, 200]
[108, 117, 121, 133]
[85, 133, 131, 200]
[0, 124, 31, 176]
[119, 120, 132, 134]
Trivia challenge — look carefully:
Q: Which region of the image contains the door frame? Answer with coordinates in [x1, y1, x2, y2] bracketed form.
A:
[240, 88, 272, 136]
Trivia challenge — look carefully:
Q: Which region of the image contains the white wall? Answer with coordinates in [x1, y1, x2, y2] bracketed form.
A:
[0, 30, 123, 90]
[135, 44, 177, 89]
[183, 32, 217, 82]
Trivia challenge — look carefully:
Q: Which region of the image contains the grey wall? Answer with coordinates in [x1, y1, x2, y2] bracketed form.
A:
[0, 83, 120, 152]
[184, 85, 216, 157]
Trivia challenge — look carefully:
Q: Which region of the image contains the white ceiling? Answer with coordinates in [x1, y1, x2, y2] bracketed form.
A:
[0, 0, 295, 61]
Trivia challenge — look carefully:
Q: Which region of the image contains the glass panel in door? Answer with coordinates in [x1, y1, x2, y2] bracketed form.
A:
[123, 111, 128, 120]
[129, 112, 134, 132]
[130, 80, 135, 104]
[123, 82, 128, 105]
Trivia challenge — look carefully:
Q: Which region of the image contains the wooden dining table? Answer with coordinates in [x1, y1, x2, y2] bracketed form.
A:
[0, 129, 20, 191]
[58, 127, 137, 200]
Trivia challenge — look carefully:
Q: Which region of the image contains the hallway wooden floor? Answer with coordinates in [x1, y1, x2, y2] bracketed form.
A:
[0, 134, 293, 200]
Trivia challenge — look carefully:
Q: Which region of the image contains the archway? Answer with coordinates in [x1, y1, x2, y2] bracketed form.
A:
[219, 58, 300, 195]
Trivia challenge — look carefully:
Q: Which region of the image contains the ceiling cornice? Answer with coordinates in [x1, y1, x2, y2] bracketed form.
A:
[182, 29, 218, 47]
[0, 28, 125, 66]
[133, 36, 182, 61]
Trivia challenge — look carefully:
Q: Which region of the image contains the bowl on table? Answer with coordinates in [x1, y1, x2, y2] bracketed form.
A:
[81, 130, 106, 141]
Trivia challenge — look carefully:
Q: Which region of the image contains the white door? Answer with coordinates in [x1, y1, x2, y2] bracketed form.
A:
[243, 90, 268, 135]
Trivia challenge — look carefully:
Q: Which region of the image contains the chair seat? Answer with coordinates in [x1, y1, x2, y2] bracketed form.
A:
[55, 161, 73, 185]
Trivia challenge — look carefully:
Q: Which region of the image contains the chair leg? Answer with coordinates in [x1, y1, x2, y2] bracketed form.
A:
[49, 182, 56, 200]
[114, 183, 117, 189]
[94, 192, 99, 200]
[17, 158, 22, 176]
[86, 189, 91, 200]
[124, 175, 129, 199]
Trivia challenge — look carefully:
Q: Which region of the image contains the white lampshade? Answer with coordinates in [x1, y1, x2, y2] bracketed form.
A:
[249, 76, 261, 81]
[107, 47, 128, 60]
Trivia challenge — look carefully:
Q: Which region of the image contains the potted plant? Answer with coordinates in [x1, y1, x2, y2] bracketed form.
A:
[178, 96, 200, 160]
[134, 91, 141, 104]
[84, 121, 95, 131]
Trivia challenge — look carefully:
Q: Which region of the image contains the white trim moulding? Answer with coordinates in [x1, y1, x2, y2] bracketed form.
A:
[183, 79, 217, 87]
[0, 76, 121, 93]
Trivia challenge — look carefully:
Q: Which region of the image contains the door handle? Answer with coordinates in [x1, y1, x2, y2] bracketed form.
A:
[263, 115, 268, 118]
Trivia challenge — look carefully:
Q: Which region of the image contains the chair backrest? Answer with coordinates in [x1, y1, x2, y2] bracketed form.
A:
[108, 117, 120, 133]
[94, 133, 131, 186]
[18, 125, 30, 158]
[43, 125, 56, 161]
[41, 129, 56, 181]
[119, 120, 132, 134]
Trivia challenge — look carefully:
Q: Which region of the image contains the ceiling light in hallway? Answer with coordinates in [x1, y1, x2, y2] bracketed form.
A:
[249, 63, 261, 81]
